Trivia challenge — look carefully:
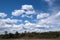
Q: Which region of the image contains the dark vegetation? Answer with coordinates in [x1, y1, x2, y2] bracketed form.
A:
[0, 31, 60, 39]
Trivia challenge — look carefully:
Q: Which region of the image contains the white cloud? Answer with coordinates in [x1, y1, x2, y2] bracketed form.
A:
[1, 11, 60, 33]
[21, 12, 60, 32]
[21, 14, 33, 19]
[1, 10, 60, 34]
[12, 4, 35, 17]
[0, 13, 7, 18]
[22, 5, 35, 14]
[34, 11, 60, 31]
[12, 10, 25, 16]
[32, 19, 50, 28]
[26, 10, 35, 14]
[21, 14, 26, 17]
[0, 18, 22, 24]
[22, 5, 33, 10]
[45, 11, 60, 24]
[0, 24, 24, 33]
[0, 4, 60, 33]
[24, 20, 49, 29]
[55, 11, 60, 17]
[24, 20, 34, 27]
[12, 24, 23, 29]
[37, 13, 50, 19]
[0, 18, 24, 33]
[26, 15, 33, 19]
[4, 24, 12, 28]
[24, 20, 29, 23]
[24, 21, 35, 31]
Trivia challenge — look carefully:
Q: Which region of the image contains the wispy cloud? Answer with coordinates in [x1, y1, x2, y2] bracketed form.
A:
[44, 0, 55, 6]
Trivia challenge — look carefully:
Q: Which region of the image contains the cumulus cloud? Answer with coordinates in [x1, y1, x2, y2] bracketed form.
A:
[12, 4, 35, 17]
[22, 5, 35, 15]
[0, 18, 24, 33]
[25, 10, 35, 14]
[24, 20, 50, 29]
[0, 13, 7, 18]
[22, 5, 33, 10]
[12, 10, 25, 16]
[0, 24, 24, 33]
[25, 22, 35, 27]
[1, 11, 60, 33]
[0, 10, 60, 33]
[24, 20, 35, 28]
[34, 11, 60, 32]
[1, 18, 22, 24]
[37, 13, 50, 19]
[0, 4, 60, 33]
[21, 14, 33, 19]
[0, 19, 36, 33]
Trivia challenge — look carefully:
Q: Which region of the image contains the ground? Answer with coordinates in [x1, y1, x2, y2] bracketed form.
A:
[0, 39, 60, 40]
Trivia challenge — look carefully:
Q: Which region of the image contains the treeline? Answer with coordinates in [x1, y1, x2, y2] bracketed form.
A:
[0, 31, 60, 39]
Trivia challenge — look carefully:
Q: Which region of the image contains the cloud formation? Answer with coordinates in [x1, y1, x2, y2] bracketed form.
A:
[12, 5, 35, 17]
[12, 10, 25, 16]
[37, 13, 50, 19]
[0, 13, 7, 18]
[22, 5, 33, 10]
[0, 4, 60, 34]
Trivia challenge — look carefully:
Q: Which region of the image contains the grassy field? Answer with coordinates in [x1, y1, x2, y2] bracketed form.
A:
[0, 39, 60, 40]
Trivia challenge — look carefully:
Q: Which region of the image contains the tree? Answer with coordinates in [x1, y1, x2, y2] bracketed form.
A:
[5, 31, 8, 34]
[15, 31, 20, 38]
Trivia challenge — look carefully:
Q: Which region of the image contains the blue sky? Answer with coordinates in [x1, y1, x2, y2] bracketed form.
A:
[0, 0, 60, 34]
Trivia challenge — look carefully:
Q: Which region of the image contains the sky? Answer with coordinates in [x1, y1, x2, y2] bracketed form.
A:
[0, 0, 60, 34]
